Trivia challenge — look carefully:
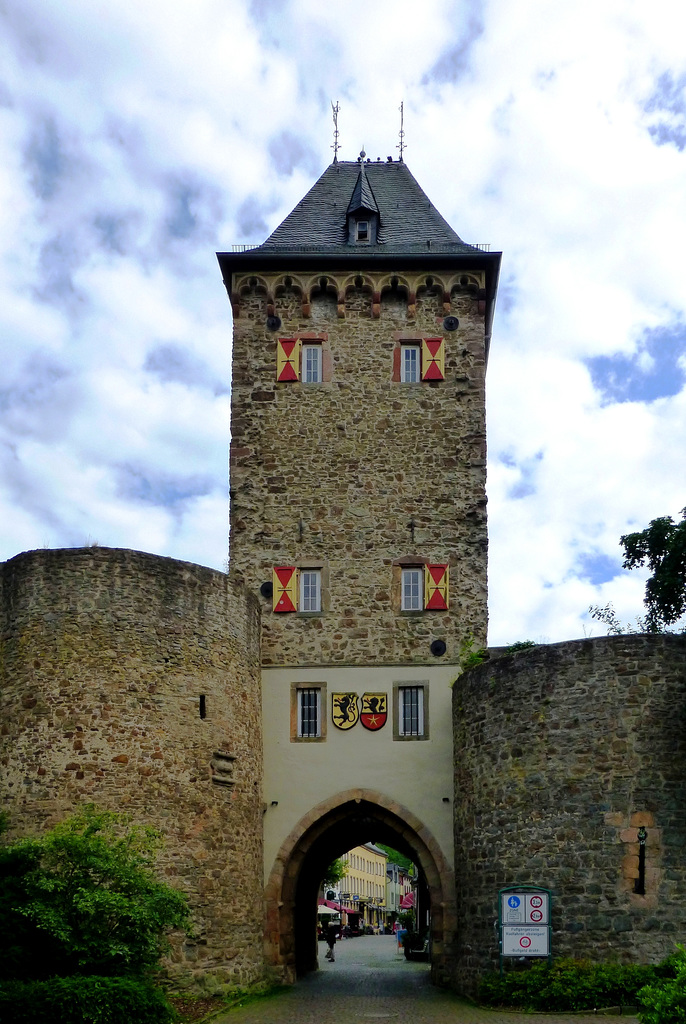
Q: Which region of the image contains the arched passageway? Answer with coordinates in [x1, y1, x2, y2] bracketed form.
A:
[264, 789, 456, 987]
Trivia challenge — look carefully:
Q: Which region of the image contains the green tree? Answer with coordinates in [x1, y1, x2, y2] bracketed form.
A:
[0, 805, 189, 981]
[321, 858, 345, 891]
[621, 509, 686, 632]
[377, 844, 414, 873]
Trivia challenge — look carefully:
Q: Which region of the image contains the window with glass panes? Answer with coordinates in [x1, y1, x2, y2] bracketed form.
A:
[400, 344, 420, 382]
[399, 686, 424, 737]
[302, 344, 321, 383]
[401, 568, 422, 610]
[298, 688, 320, 737]
[300, 570, 321, 612]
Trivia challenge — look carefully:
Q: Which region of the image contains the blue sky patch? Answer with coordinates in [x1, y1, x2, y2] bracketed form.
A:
[268, 130, 320, 178]
[144, 343, 228, 395]
[115, 464, 214, 507]
[575, 551, 621, 585]
[586, 322, 686, 403]
[644, 71, 686, 152]
[25, 116, 65, 200]
[421, 0, 484, 85]
[498, 449, 543, 499]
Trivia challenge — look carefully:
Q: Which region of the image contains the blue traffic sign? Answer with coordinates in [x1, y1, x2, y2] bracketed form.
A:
[507, 895, 521, 908]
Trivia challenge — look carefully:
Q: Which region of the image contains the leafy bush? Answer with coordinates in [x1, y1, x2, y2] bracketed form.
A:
[0, 976, 176, 1024]
[480, 957, 665, 1011]
[0, 806, 189, 981]
[505, 640, 537, 652]
[638, 945, 686, 1024]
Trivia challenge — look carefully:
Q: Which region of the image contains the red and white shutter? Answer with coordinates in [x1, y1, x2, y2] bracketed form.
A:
[424, 564, 449, 610]
[421, 338, 445, 381]
[273, 567, 298, 612]
[276, 338, 301, 382]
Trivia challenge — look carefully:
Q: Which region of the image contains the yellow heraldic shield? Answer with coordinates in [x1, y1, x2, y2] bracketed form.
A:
[332, 692, 360, 730]
[360, 692, 388, 731]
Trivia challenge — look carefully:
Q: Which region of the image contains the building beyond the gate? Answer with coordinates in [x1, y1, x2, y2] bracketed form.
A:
[1, 154, 685, 995]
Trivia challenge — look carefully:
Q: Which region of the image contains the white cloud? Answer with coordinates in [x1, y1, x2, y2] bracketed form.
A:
[0, 0, 684, 645]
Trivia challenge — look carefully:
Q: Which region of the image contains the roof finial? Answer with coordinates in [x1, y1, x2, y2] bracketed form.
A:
[331, 101, 341, 163]
[397, 100, 406, 162]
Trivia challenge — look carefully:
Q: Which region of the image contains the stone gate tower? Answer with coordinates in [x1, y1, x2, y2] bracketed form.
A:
[218, 155, 501, 981]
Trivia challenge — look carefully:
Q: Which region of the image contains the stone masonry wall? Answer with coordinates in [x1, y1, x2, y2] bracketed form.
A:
[452, 635, 686, 992]
[0, 547, 264, 993]
[229, 268, 489, 667]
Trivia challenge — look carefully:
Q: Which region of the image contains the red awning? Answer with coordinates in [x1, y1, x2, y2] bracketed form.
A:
[399, 892, 415, 909]
[318, 899, 340, 911]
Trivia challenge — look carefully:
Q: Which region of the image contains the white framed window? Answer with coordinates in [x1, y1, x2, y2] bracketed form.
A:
[297, 687, 321, 738]
[300, 570, 321, 612]
[400, 344, 420, 383]
[356, 220, 369, 241]
[291, 682, 326, 741]
[399, 686, 424, 737]
[401, 568, 423, 611]
[302, 344, 322, 383]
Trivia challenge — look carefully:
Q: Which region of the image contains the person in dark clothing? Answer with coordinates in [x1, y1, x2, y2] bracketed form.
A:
[325, 923, 337, 961]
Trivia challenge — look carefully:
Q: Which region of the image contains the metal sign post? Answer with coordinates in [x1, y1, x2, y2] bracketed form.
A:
[498, 885, 552, 975]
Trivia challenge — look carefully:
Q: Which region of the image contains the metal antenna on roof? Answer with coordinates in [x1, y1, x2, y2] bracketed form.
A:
[331, 101, 341, 163]
[397, 100, 406, 162]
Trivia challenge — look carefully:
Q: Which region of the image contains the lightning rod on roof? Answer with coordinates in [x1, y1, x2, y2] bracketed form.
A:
[331, 101, 341, 163]
[397, 100, 406, 162]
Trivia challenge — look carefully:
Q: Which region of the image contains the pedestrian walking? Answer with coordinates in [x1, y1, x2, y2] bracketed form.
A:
[325, 922, 337, 962]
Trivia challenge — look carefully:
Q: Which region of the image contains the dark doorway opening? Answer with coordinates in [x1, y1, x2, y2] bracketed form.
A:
[264, 792, 455, 986]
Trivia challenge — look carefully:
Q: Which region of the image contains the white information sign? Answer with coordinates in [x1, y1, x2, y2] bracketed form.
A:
[502, 925, 550, 956]
[502, 893, 525, 923]
[501, 892, 549, 925]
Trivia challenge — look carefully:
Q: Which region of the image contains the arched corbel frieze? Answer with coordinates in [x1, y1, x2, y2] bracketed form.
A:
[379, 275, 410, 322]
[233, 274, 269, 319]
[307, 275, 339, 323]
[449, 272, 486, 317]
[273, 274, 309, 319]
[416, 274, 447, 318]
[343, 274, 374, 318]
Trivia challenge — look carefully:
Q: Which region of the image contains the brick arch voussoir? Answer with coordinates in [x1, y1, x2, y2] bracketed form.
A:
[266, 788, 452, 907]
[264, 790, 457, 983]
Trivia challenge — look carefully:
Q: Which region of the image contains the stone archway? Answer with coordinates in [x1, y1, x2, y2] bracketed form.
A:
[264, 788, 456, 986]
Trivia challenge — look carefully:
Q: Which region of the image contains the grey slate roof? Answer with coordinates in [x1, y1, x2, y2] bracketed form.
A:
[347, 164, 379, 215]
[255, 160, 481, 255]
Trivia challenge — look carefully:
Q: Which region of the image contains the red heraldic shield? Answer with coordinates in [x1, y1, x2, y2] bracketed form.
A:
[360, 692, 388, 731]
[425, 564, 449, 610]
[273, 566, 297, 612]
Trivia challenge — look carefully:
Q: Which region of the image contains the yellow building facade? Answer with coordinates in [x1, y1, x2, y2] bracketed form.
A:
[339, 843, 388, 931]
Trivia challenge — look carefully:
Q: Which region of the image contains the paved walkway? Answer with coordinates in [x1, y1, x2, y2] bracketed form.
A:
[214, 935, 637, 1024]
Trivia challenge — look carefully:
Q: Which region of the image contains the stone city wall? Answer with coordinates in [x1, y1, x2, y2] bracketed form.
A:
[452, 635, 686, 992]
[229, 268, 490, 667]
[0, 547, 264, 993]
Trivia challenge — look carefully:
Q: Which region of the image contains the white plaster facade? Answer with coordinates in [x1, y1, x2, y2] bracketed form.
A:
[262, 663, 456, 886]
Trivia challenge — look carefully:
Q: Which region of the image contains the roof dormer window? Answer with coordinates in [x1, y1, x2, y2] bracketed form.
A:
[356, 220, 369, 242]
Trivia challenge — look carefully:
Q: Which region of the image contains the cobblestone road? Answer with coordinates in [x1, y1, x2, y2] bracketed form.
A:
[214, 935, 638, 1024]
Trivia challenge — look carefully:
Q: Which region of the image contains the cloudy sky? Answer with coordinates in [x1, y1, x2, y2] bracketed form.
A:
[1, 0, 685, 645]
